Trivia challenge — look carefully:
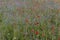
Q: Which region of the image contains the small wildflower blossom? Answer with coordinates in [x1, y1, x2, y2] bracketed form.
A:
[25, 18, 29, 23]
[35, 31, 39, 35]
[42, 33, 45, 37]
[35, 15, 40, 18]
[51, 25, 55, 31]
[8, 33, 10, 35]
[34, 22, 39, 26]
[31, 29, 35, 32]
[13, 37, 16, 40]
[51, 25, 55, 34]
[58, 36, 60, 40]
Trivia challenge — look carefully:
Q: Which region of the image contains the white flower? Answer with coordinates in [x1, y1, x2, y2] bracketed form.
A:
[13, 37, 16, 40]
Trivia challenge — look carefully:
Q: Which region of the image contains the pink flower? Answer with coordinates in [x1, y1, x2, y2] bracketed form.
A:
[31, 29, 34, 32]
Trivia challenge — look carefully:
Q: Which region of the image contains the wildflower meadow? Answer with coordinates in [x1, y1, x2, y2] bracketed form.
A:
[0, 0, 60, 40]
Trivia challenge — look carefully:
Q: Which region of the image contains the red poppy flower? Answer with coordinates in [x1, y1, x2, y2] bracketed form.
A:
[35, 31, 39, 35]
[58, 36, 60, 40]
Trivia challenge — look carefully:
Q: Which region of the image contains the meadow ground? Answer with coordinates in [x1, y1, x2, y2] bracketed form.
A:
[0, 0, 60, 40]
